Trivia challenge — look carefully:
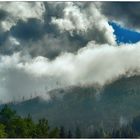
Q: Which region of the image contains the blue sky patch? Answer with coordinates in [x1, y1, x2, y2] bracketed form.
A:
[109, 22, 140, 44]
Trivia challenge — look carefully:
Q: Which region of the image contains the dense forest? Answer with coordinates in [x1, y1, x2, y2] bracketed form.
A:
[0, 105, 140, 138]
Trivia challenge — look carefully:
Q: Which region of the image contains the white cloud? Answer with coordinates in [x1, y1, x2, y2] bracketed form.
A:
[1, 42, 140, 103]
[51, 2, 116, 45]
[0, 2, 45, 31]
[51, 2, 89, 33]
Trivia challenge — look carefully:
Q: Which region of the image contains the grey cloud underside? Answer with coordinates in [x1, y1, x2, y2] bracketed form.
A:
[0, 10, 9, 21]
[101, 2, 140, 31]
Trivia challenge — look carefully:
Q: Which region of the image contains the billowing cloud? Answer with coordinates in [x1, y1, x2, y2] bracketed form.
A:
[1, 42, 140, 103]
[0, 2, 116, 59]
[0, 2, 45, 31]
[0, 2, 140, 104]
[51, 2, 116, 45]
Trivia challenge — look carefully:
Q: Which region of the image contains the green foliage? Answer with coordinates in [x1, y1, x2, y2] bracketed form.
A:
[34, 118, 49, 138]
[0, 105, 17, 125]
[0, 105, 140, 138]
[8, 116, 36, 138]
[90, 127, 106, 138]
[67, 130, 73, 138]
[48, 127, 60, 138]
[0, 105, 20, 138]
[110, 126, 136, 138]
[89, 124, 137, 138]
[0, 105, 60, 138]
[59, 126, 66, 138]
[23, 115, 36, 138]
[0, 123, 7, 138]
[75, 126, 81, 138]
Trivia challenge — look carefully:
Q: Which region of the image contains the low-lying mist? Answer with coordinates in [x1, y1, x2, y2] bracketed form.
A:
[1, 41, 140, 103]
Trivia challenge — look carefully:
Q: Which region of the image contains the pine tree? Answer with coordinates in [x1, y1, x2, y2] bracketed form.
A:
[0, 123, 7, 138]
[67, 130, 72, 138]
[59, 126, 65, 138]
[35, 118, 49, 138]
[48, 127, 60, 138]
[75, 126, 81, 138]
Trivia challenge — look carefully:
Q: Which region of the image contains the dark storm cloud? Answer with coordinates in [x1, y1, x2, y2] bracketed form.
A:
[24, 1, 116, 59]
[101, 2, 140, 31]
[0, 1, 46, 56]
[0, 9, 8, 21]
[0, 2, 117, 59]
[2, 2, 140, 60]
[0, 31, 8, 46]
[10, 18, 45, 41]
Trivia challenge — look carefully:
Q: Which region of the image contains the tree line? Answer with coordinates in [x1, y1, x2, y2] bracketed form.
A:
[0, 105, 82, 138]
[1, 105, 140, 138]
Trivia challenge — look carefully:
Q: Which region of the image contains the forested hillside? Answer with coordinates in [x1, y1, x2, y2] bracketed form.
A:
[1, 76, 140, 138]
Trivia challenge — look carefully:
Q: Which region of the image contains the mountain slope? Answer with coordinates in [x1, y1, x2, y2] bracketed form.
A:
[3, 75, 140, 136]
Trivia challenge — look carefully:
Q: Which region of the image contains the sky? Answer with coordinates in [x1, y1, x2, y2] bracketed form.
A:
[1, 2, 140, 103]
[110, 22, 140, 44]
